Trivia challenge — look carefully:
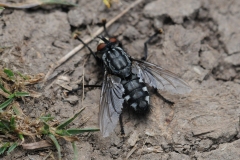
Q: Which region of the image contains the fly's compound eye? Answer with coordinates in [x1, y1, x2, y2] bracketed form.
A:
[109, 38, 117, 43]
[97, 43, 106, 51]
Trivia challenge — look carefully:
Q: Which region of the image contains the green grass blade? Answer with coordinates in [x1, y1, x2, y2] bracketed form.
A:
[66, 128, 100, 135]
[72, 142, 78, 160]
[0, 121, 10, 131]
[10, 117, 16, 130]
[17, 72, 28, 80]
[14, 92, 29, 97]
[40, 122, 50, 134]
[4, 68, 14, 78]
[18, 134, 24, 142]
[0, 97, 14, 110]
[55, 129, 71, 136]
[40, 0, 77, 6]
[39, 114, 54, 122]
[0, 83, 11, 95]
[8, 94, 15, 99]
[48, 134, 61, 160]
[56, 108, 85, 130]
[7, 142, 18, 155]
[0, 142, 9, 155]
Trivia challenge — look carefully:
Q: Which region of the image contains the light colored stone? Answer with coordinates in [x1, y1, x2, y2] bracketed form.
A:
[144, 0, 201, 23]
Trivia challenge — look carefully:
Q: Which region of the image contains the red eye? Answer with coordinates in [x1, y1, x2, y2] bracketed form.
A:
[109, 38, 117, 43]
[97, 43, 106, 51]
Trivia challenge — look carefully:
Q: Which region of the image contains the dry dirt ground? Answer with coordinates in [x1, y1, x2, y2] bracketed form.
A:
[0, 0, 240, 159]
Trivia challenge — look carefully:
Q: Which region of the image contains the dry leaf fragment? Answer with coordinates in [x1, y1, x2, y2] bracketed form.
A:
[22, 140, 52, 150]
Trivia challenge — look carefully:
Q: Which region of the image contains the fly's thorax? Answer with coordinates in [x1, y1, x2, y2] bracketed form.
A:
[102, 47, 132, 78]
[122, 74, 150, 114]
[96, 37, 132, 78]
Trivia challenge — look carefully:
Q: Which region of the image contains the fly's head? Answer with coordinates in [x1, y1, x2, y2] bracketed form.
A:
[96, 36, 119, 59]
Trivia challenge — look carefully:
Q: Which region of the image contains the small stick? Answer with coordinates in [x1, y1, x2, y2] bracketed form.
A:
[81, 56, 89, 106]
[43, 0, 143, 83]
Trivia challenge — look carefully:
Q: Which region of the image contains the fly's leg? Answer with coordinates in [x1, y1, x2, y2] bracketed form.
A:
[119, 113, 125, 137]
[84, 84, 102, 88]
[69, 85, 102, 94]
[100, 19, 124, 49]
[154, 89, 174, 105]
[142, 29, 163, 61]
[101, 19, 110, 38]
[142, 29, 173, 104]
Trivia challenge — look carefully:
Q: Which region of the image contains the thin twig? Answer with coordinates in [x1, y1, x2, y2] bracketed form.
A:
[82, 67, 85, 106]
[43, 0, 143, 83]
[43, 151, 52, 160]
[126, 144, 138, 160]
[137, 135, 149, 160]
[81, 57, 89, 106]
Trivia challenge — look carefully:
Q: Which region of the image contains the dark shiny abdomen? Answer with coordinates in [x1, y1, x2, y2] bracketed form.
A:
[121, 74, 150, 114]
[102, 47, 131, 78]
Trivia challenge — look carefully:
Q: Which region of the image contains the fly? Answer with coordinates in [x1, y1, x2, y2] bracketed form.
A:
[76, 22, 192, 137]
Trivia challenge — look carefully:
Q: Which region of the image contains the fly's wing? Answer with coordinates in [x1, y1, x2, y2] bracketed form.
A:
[99, 71, 125, 137]
[132, 59, 192, 94]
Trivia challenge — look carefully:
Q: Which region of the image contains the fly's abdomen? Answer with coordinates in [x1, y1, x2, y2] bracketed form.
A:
[103, 47, 131, 78]
[122, 74, 150, 114]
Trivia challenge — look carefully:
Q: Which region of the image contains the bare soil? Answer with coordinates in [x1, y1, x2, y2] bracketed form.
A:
[0, 0, 240, 159]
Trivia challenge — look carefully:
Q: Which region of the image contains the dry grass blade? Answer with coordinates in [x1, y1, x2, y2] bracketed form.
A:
[12, 102, 24, 116]
[0, 68, 43, 94]
[61, 136, 79, 142]
[22, 140, 52, 150]
[0, 69, 10, 81]
[28, 90, 42, 98]
[25, 73, 45, 85]
[0, 89, 9, 98]
[126, 144, 138, 160]
[43, 0, 143, 83]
